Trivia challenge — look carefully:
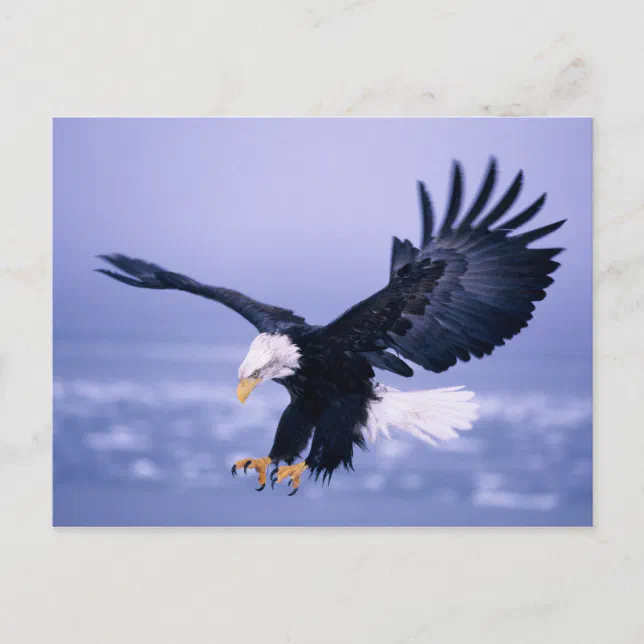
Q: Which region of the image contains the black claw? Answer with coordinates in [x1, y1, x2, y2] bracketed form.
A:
[255, 484, 266, 492]
[243, 460, 252, 474]
[271, 477, 276, 490]
[288, 487, 299, 497]
[231, 464, 237, 477]
[287, 480, 292, 487]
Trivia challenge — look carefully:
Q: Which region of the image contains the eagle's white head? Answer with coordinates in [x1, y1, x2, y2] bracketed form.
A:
[236, 333, 302, 404]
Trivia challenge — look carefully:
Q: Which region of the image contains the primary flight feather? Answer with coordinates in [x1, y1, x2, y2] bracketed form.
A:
[96, 158, 565, 495]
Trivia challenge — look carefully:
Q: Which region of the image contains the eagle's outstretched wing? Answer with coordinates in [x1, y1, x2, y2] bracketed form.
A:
[313, 158, 565, 373]
[95, 254, 307, 334]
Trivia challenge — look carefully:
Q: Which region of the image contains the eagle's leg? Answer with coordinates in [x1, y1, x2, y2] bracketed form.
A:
[265, 402, 317, 495]
[230, 457, 272, 491]
[271, 462, 309, 496]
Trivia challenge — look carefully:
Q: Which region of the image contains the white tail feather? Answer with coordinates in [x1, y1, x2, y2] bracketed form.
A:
[365, 384, 479, 445]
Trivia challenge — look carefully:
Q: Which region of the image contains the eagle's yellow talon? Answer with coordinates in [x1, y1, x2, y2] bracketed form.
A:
[231, 456, 272, 490]
[274, 462, 308, 495]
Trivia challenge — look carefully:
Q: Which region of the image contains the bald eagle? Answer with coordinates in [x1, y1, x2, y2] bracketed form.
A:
[96, 158, 564, 495]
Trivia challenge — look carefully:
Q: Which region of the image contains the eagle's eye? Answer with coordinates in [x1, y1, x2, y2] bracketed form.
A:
[251, 369, 261, 379]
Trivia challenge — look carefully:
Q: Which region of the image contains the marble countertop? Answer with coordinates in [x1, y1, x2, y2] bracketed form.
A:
[0, 0, 642, 642]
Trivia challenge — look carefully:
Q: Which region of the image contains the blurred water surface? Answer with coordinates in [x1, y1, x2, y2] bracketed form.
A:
[53, 340, 592, 526]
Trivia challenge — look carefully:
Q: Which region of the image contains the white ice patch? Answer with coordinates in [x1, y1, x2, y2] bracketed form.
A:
[478, 394, 591, 429]
[472, 490, 558, 511]
[361, 473, 386, 492]
[85, 424, 148, 452]
[130, 458, 162, 480]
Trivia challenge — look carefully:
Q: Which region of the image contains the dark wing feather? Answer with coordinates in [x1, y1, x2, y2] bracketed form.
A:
[500, 193, 546, 231]
[361, 350, 414, 377]
[316, 159, 565, 373]
[476, 170, 523, 229]
[418, 180, 434, 246]
[438, 161, 463, 236]
[390, 237, 419, 278]
[459, 157, 497, 228]
[95, 254, 307, 333]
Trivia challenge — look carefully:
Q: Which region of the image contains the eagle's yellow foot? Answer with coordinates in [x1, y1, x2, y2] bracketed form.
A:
[270, 462, 308, 496]
[231, 456, 272, 491]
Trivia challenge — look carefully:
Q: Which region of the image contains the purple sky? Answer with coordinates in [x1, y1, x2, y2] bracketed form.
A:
[53, 117, 591, 356]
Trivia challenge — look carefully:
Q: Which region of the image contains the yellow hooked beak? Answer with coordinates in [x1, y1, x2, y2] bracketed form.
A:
[237, 377, 261, 404]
